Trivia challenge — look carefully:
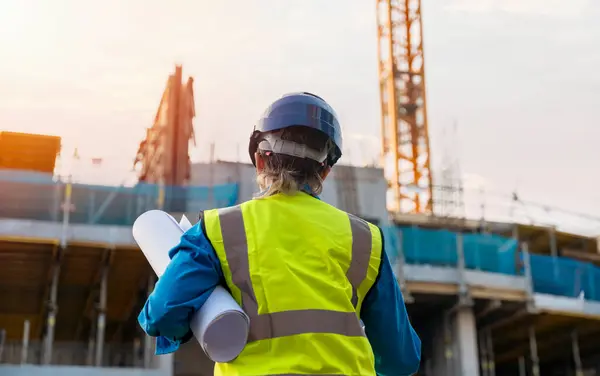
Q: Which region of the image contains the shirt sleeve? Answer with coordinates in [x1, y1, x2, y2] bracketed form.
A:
[360, 229, 422, 376]
[137, 221, 223, 355]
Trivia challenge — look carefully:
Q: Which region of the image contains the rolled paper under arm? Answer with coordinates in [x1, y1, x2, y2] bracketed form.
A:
[132, 210, 250, 363]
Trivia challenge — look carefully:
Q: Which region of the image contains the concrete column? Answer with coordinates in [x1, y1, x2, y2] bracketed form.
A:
[133, 338, 142, 368]
[485, 329, 496, 376]
[478, 331, 489, 376]
[0, 328, 6, 363]
[521, 243, 536, 312]
[456, 234, 472, 306]
[42, 263, 60, 365]
[144, 274, 156, 368]
[518, 356, 526, 376]
[428, 305, 481, 376]
[157, 353, 174, 376]
[143, 331, 155, 368]
[572, 330, 583, 376]
[549, 227, 561, 281]
[21, 320, 30, 364]
[428, 315, 453, 376]
[549, 226, 558, 258]
[86, 320, 95, 366]
[95, 266, 108, 366]
[453, 307, 480, 376]
[529, 326, 540, 376]
[444, 314, 455, 375]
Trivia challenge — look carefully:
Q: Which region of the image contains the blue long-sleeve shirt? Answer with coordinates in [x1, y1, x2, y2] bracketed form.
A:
[138, 221, 421, 376]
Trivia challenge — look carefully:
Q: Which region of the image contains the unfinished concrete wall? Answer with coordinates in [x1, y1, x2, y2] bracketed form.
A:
[189, 161, 389, 225]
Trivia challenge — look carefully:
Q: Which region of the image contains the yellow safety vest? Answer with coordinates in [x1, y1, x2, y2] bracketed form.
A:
[203, 192, 383, 376]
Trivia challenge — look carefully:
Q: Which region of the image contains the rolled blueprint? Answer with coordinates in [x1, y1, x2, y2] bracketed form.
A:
[132, 210, 250, 363]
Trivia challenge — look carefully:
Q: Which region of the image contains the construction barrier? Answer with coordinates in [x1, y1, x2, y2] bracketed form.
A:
[383, 226, 518, 275]
[0, 170, 239, 225]
[383, 225, 600, 302]
[527, 253, 600, 301]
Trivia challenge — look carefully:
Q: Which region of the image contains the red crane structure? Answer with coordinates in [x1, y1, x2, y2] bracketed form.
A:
[134, 65, 196, 187]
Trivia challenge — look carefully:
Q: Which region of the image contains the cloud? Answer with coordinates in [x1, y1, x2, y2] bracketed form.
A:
[342, 132, 380, 166]
[462, 172, 493, 191]
[443, 0, 590, 17]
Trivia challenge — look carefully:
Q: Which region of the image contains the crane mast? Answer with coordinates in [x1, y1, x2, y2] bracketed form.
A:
[376, 0, 433, 214]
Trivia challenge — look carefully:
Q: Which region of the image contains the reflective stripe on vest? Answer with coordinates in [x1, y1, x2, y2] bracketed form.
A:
[217, 205, 373, 343]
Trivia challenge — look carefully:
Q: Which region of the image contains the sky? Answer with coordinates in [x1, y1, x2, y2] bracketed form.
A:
[1, 0, 599, 234]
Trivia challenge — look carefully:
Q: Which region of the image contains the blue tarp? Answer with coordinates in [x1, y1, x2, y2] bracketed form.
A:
[382, 226, 518, 275]
[526, 253, 600, 301]
[383, 225, 600, 302]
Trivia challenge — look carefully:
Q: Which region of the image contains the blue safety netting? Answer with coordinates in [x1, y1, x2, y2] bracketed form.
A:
[0, 170, 239, 225]
[526, 253, 600, 301]
[382, 226, 518, 275]
[383, 225, 600, 302]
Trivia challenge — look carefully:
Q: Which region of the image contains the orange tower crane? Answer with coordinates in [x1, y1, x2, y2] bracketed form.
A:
[376, 0, 434, 214]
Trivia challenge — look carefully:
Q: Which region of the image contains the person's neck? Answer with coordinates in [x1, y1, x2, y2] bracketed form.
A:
[256, 183, 317, 198]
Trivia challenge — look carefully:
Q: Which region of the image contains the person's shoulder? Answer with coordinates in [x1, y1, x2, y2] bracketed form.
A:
[202, 202, 245, 218]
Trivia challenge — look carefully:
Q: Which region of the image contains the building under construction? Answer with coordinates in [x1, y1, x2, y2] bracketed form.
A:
[1, 1, 599, 372]
[2, 150, 600, 375]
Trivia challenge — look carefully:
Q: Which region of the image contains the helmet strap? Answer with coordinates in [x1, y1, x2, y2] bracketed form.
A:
[257, 131, 329, 164]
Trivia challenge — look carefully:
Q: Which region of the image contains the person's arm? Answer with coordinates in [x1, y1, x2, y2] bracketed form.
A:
[360, 231, 421, 376]
[137, 221, 223, 355]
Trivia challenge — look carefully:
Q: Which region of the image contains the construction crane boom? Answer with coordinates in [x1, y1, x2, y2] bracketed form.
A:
[376, 0, 434, 214]
[134, 65, 196, 187]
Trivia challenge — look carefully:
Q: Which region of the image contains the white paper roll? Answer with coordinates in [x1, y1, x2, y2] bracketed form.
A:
[179, 215, 193, 232]
[132, 210, 250, 363]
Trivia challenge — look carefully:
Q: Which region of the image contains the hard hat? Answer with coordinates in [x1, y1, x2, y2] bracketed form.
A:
[248, 92, 343, 167]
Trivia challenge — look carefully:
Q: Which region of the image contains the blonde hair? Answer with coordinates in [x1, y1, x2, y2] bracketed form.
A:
[254, 126, 329, 198]
[256, 162, 324, 197]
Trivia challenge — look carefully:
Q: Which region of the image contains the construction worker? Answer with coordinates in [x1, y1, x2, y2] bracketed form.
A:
[138, 92, 421, 376]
